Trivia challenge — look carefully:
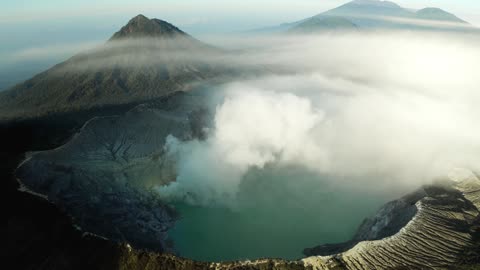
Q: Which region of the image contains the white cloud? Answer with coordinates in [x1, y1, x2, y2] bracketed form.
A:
[8, 41, 101, 62]
[156, 30, 480, 207]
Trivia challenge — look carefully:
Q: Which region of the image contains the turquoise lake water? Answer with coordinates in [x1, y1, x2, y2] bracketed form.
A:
[167, 166, 395, 262]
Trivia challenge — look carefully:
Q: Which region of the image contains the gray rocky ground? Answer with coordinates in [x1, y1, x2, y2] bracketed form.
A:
[16, 90, 210, 252]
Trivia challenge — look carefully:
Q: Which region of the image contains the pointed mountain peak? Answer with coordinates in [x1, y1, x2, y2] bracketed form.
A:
[131, 14, 150, 22]
[323, 0, 410, 19]
[127, 14, 151, 26]
[349, 0, 401, 9]
[110, 14, 187, 40]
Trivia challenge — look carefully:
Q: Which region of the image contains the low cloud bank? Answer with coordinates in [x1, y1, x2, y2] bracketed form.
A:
[152, 31, 480, 206]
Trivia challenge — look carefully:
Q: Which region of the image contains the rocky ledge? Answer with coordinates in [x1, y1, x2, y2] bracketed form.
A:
[14, 90, 213, 253]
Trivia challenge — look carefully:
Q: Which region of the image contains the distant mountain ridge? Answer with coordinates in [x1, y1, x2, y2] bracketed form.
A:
[319, 0, 468, 25]
[289, 17, 358, 34]
[348, 0, 400, 8]
[110, 14, 188, 40]
[415, 7, 467, 23]
[254, 0, 470, 33]
[324, 0, 412, 18]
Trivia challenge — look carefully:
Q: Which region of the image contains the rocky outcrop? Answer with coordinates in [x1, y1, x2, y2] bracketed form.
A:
[302, 170, 480, 269]
[15, 91, 211, 252]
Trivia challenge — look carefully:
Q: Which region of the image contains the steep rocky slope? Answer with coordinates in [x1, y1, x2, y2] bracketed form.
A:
[302, 170, 480, 269]
[15, 90, 211, 252]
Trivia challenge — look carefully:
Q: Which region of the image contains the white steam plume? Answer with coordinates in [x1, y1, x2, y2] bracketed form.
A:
[156, 31, 480, 207]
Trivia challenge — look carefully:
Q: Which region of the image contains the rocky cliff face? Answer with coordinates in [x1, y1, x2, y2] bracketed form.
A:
[302, 170, 480, 270]
[304, 188, 427, 257]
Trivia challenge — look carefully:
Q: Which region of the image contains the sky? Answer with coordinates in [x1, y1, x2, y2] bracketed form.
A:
[1, 0, 479, 50]
[0, 0, 479, 90]
[2, 0, 480, 25]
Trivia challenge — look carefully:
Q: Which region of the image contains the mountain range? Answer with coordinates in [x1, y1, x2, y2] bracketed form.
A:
[0, 1, 473, 121]
[257, 0, 470, 33]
